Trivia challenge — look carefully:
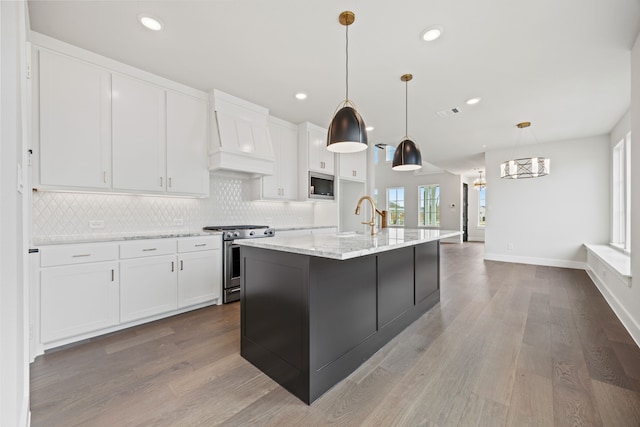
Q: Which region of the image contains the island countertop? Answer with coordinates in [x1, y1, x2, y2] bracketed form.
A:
[236, 228, 460, 260]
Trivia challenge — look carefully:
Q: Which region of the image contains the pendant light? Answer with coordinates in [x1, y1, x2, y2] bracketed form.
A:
[500, 121, 550, 179]
[327, 11, 368, 153]
[473, 170, 486, 190]
[392, 74, 422, 171]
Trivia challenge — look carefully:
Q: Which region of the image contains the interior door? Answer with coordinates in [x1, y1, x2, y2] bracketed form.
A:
[462, 183, 468, 242]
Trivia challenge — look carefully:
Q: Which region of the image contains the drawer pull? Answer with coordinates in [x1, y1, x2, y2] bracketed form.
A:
[228, 288, 241, 293]
[180, 260, 184, 271]
[72, 253, 91, 258]
[195, 243, 207, 247]
[142, 248, 157, 252]
[171, 261, 174, 272]
[111, 269, 114, 282]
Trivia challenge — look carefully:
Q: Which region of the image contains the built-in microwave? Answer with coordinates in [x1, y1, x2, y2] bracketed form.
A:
[309, 171, 334, 200]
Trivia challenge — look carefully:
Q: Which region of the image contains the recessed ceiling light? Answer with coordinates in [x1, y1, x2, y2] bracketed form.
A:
[295, 93, 307, 100]
[139, 14, 163, 31]
[366, 126, 374, 131]
[421, 26, 443, 42]
[466, 97, 481, 105]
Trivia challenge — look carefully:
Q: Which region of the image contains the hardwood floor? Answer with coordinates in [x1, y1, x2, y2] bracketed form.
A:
[30, 243, 640, 426]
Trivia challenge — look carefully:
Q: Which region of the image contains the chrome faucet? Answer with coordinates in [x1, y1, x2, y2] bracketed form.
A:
[355, 196, 388, 235]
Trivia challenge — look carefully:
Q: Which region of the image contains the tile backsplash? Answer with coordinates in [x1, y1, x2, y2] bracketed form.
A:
[32, 174, 316, 243]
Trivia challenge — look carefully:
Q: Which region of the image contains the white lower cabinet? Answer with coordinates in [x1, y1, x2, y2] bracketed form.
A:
[178, 250, 221, 307]
[120, 255, 178, 323]
[35, 235, 222, 353]
[40, 262, 119, 344]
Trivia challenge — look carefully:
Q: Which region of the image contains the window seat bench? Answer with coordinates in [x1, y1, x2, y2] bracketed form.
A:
[584, 244, 631, 288]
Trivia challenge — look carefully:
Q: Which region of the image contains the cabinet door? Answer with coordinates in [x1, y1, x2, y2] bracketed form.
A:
[279, 125, 299, 199]
[262, 120, 281, 199]
[40, 262, 119, 343]
[112, 74, 166, 192]
[38, 50, 111, 189]
[120, 255, 177, 322]
[339, 150, 367, 182]
[308, 126, 334, 174]
[178, 250, 221, 307]
[263, 120, 298, 200]
[167, 91, 209, 196]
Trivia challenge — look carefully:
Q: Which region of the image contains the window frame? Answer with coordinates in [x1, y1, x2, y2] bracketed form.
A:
[611, 132, 631, 252]
[418, 184, 440, 228]
[477, 186, 486, 227]
[386, 186, 405, 227]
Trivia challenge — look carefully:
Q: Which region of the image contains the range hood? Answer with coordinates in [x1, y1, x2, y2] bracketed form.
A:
[209, 89, 275, 176]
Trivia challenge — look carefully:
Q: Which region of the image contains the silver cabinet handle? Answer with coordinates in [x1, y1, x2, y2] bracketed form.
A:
[168, 177, 172, 188]
[171, 261, 174, 272]
[228, 288, 240, 293]
[160, 176, 163, 187]
[103, 171, 107, 183]
[195, 243, 206, 247]
[142, 248, 157, 252]
[72, 253, 91, 258]
[111, 269, 115, 282]
[180, 260, 184, 271]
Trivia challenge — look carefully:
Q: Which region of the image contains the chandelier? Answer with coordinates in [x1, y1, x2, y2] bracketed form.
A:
[473, 170, 486, 190]
[500, 122, 550, 179]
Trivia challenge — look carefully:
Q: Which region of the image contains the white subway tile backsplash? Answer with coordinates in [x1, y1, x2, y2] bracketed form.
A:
[32, 174, 315, 242]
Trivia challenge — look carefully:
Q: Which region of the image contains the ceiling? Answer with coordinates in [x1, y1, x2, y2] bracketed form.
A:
[27, 0, 640, 178]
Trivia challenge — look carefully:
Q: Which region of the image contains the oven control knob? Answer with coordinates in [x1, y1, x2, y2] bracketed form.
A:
[249, 231, 255, 236]
[264, 230, 269, 235]
[234, 232, 240, 237]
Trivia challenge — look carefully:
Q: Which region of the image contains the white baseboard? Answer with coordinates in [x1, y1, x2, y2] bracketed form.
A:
[586, 269, 640, 348]
[484, 252, 586, 270]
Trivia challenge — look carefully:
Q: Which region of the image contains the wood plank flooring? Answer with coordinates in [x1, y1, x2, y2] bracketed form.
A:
[30, 243, 640, 426]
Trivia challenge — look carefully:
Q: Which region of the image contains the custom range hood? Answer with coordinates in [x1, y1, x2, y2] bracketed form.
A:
[208, 89, 275, 176]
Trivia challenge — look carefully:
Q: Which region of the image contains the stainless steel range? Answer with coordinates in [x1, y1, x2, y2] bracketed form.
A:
[203, 225, 275, 303]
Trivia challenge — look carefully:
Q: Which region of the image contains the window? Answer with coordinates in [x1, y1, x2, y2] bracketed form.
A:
[386, 145, 396, 162]
[418, 185, 440, 227]
[478, 187, 486, 226]
[387, 187, 404, 226]
[612, 132, 631, 251]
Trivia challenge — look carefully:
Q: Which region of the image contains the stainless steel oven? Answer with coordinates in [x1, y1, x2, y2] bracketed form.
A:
[203, 225, 275, 303]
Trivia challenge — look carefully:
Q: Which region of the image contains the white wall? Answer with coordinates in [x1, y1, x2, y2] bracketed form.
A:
[485, 135, 609, 268]
[374, 161, 463, 243]
[0, 1, 30, 426]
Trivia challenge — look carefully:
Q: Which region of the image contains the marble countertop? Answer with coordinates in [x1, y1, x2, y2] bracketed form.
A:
[32, 230, 221, 246]
[273, 225, 337, 231]
[236, 228, 461, 260]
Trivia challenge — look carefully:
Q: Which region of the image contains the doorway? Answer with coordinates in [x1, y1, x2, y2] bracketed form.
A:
[462, 183, 468, 242]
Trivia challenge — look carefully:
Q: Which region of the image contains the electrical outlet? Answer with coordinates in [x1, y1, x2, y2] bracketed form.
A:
[174, 218, 184, 226]
[89, 220, 105, 229]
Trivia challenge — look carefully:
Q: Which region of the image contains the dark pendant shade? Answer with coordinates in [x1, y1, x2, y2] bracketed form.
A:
[392, 139, 422, 171]
[327, 106, 368, 153]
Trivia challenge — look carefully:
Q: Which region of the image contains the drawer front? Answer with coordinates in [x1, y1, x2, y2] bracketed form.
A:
[178, 236, 222, 253]
[120, 239, 176, 259]
[40, 243, 119, 267]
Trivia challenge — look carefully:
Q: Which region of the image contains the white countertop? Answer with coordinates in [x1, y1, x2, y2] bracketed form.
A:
[32, 230, 221, 246]
[236, 228, 461, 260]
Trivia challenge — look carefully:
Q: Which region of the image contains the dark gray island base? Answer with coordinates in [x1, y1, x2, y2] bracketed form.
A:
[240, 240, 440, 404]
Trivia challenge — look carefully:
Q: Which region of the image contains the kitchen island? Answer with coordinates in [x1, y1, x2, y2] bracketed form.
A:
[237, 228, 460, 404]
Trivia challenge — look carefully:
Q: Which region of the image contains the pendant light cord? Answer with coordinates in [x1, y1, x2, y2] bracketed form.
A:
[345, 24, 349, 102]
[405, 79, 408, 138]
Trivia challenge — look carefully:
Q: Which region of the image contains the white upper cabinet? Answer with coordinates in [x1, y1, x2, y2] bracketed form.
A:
[339, 150, 367, 182]
[33, 40, 209, 197]
[258, 116, 298, 200]
[112, 74, 166, 193]
[38, 50, 111, 189]
[302, 122, 334, 174]
[166, 91, 209, 195]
